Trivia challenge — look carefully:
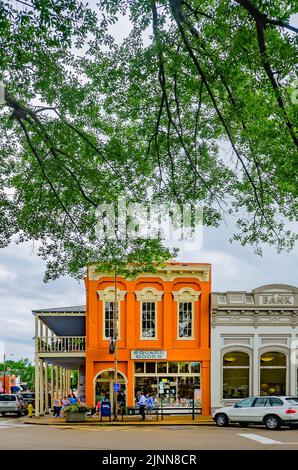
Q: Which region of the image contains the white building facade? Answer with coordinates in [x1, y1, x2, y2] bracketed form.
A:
[211, 284, 298, 412]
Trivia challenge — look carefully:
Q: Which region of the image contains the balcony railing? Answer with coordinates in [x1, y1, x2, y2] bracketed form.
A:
[37, 336, 86, 353]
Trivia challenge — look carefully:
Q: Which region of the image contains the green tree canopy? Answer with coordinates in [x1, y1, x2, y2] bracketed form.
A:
[0, 0, 297, 279]
[0, 358, 35, 390]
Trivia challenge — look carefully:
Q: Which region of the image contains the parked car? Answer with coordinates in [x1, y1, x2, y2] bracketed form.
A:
[0, 394, 27, 416]
[20, 392, 35, 408]
[213, 396, 298, 430]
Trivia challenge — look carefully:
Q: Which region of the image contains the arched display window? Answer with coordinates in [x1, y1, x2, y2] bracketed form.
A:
[223, 351, 250, 399]
[260, 352, 287, 396]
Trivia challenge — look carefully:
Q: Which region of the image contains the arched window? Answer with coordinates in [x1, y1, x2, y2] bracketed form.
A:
[260, 352, 287, 396]
[223, 351, 250, 399]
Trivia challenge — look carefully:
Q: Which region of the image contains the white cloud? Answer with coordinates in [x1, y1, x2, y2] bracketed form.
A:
[0, 264, 16, 281]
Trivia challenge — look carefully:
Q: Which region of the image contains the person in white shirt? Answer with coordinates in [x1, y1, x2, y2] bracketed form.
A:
[138, 392, 146, 420]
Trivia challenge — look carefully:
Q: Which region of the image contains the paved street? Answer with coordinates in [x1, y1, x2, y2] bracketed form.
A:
[1, 417, 298, 450]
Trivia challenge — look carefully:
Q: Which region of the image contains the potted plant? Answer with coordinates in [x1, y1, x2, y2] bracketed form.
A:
[64, 403, 91, 422]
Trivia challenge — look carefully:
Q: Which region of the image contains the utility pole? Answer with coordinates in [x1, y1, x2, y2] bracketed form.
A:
[113, 265, 118, 421]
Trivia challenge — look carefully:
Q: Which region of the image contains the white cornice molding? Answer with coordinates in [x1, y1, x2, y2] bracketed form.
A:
[88, 264, 210, 282]
[97, 288, 127, 302]
[172, 287, 201, 302]
[135, 287, 163, 302]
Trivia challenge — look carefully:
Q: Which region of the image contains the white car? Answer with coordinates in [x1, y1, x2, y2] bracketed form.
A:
[0, 394, 27, 416]
[213, 396, 298, 430]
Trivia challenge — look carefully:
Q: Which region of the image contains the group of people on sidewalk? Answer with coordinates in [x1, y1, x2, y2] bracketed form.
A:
[52, 390, 154, 420]
[52, 393, 79, 418]
[137, 392, 154, 420]
[92, 391, 154, 420]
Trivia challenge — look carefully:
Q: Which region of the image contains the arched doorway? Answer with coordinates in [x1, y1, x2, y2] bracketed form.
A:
[260, 352, 287, 396]
[94, 370, 127, 411]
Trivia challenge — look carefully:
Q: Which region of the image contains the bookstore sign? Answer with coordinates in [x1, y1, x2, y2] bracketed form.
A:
[131, 350, 167, 360]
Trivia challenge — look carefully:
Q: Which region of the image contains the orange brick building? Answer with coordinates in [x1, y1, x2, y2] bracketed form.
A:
[85, 262, 211, 415]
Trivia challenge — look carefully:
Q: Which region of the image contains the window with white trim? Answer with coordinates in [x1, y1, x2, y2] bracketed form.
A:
[104, 301, 117, 339]
[141, 302, 156, 339]
[178, 302, 193, 338]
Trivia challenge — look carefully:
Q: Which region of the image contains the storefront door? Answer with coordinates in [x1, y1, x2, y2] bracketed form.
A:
[94, 370, 127, 412]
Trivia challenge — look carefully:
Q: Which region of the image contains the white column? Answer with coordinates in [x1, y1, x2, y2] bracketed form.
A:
[211, 327, 221, 410]
[55, 365, 59, 397]
[62, 368, 66, 397]
[44, 361, 49, 414]
[290, 332, 296, 395]
[39, 359, 44, 416]
[253, 331, 260, 396]
[50, 364, 54, 411]
[34, 355, 40, 417]
[66, 370, 70, 395]
[39, 319, 44, 342]
[34, 315, 40, 417]
[60, 367, 63, 397]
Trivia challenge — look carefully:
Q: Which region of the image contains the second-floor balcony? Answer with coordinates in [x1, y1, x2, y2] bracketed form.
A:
[37, 336, 86, 353]
[33, 305, 86, 356]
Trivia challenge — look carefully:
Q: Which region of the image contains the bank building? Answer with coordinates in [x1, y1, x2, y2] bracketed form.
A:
[211, 284, 298, 412]
[32, 262, 211, 416]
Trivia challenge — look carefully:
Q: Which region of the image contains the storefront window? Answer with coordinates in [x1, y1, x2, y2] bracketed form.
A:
[223, 351, 249, 399]
[260, 352, 286, 396]
[135, 377, 157, 397]
[135, 362, 144, 373]
[157, 362, 167, 373]
[191, 362, 200, 373]
[179, 362, 189, 373]
[178, 377, 199, 401]
[134, 361, 201, 407]
[146, 362, 156, 374]
[168, 362, 178, 373]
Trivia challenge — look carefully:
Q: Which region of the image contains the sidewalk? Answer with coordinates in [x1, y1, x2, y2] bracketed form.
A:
[23, 414, 214, 426]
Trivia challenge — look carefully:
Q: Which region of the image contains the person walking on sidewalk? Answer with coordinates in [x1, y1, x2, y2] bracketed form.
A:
[147, 394, 154, 416]
[138, 392, 146, 420]
[53, 395, 62, 417]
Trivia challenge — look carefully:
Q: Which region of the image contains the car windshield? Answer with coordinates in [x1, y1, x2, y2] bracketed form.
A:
[0, 395, 16, 401]
[236, 397, 255, 408]
[286, 397, 298, 405]
[22, 394, 34, 399]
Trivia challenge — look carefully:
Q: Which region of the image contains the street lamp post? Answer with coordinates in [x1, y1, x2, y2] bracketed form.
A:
[113, 265, 118, 421]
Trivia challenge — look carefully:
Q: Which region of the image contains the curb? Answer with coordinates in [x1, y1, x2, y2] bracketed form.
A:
[23, 420, 215, 427]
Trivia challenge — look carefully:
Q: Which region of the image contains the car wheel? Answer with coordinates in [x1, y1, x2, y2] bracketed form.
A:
[1, 412, 5, 416]
[264, 415, 280, 430]
[215, 413, 229, 427]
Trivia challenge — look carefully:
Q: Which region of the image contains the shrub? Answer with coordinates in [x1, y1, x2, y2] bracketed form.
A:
[64, 403, 91, 414]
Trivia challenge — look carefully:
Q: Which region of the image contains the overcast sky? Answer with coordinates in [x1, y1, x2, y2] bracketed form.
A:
[0, 6, 297, 361]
